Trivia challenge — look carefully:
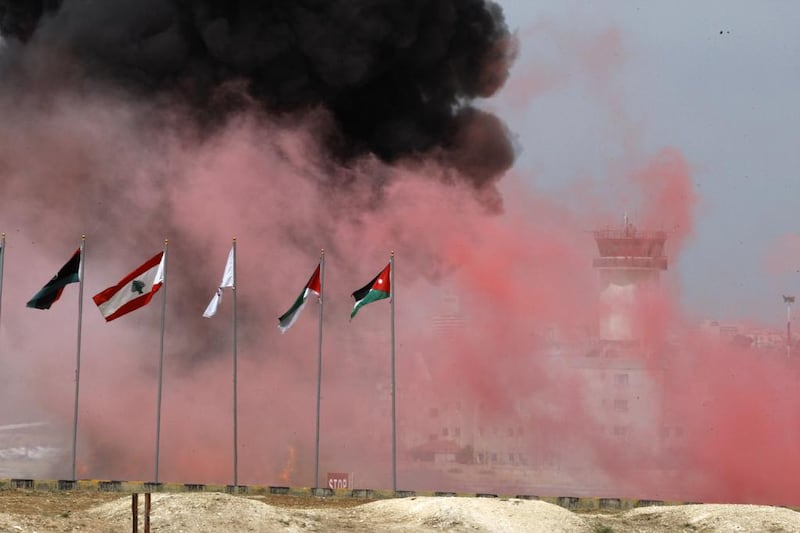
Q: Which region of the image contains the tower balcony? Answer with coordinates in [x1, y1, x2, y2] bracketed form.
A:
[592, 256, 668, 270]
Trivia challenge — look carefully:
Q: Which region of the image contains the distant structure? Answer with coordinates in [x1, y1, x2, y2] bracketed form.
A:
[398, 220, 679, 494]
[783, 295, 794, 357]
[431, 288, 466, 339]
[592, 217, 667, 341]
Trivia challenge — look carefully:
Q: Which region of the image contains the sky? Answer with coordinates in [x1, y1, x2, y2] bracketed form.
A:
[494, 1, 800, 325]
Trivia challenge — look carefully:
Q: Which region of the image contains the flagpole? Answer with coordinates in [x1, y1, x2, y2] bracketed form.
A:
[0, 233, 5, 348]
[314, 249, 325, 489]
[787, 296, 793, 358]
[71, 235, 86, 481]
[154, 239, 168, 483]
[390, 251, 397, 493]
[232, 237, 238, 488]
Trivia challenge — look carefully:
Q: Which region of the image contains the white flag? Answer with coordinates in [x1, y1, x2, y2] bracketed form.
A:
[203, 247, 234, 318]
[203, 288, 223, 318]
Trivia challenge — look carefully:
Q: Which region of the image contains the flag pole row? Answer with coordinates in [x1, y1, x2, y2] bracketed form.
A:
[0, 236, 396, 489]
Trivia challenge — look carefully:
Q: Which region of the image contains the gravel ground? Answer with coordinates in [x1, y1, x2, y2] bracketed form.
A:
[1, 491, 799, 532]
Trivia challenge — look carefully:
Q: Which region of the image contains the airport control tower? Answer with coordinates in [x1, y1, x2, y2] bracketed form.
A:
[593, 218, 667, 340]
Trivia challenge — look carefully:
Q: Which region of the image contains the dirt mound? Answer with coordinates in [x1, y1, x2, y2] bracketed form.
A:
[95, 493, 589, 533]
[1, 492, 591, 532]
[586, 503, 800, 533]
[360, 496, 590, 532]
[89, 493, 325, 532]
[3, 491, 800, 532]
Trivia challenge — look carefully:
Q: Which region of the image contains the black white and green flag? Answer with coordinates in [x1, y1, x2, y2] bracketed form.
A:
[26, 248, 81, 310]
[278, 263, 322, 332]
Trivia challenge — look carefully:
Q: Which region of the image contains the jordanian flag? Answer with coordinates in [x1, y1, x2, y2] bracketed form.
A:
[92, 251, 165, 322]
[351, 263, 391, 319]
[278, 263, 321, 333]
[26, 248, 81, 310]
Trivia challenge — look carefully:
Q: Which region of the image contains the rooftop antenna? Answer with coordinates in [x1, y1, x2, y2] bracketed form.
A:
[784, 295, 794, 357]
[623, 213, 634, 236]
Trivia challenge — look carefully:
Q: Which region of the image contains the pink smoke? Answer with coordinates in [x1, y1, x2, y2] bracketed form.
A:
[0, 16, 797, 509]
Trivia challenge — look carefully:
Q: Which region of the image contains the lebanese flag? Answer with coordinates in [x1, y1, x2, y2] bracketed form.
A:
[93, 252, 165, 322]
[278, 263, 321, 333]
[350, 263, 391, 319]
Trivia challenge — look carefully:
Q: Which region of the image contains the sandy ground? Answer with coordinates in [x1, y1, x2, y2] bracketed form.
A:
[1, 491, 800, 532]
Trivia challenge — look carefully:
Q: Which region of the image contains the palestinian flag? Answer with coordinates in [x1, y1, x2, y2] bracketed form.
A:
[93, 251, 165, 322]
[26, 248, 81, 310]
[351, 263, 391, 319]
[278, 263, 321, 333]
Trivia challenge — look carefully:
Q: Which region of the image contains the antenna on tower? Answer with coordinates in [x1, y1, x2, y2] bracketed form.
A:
[623, 213, 634, 236]
[784, 295, 794, 357]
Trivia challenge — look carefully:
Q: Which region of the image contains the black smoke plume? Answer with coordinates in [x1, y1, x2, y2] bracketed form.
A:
[0, 0, 516, 187]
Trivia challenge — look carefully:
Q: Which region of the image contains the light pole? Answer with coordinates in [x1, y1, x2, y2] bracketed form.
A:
[783, 295, 794, 357]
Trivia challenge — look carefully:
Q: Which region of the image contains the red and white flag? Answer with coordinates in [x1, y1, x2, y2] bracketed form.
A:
[93, 252, 165, 322]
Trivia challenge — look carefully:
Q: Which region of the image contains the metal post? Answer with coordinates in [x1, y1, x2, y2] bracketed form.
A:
[144, 493, 151, 533]
[232, 237, 238, 487]
[784, 295, 794, 357]
[131, 493, 138, 533]
[154, 240, 169, 482]
[390, 251, 397, 493]
[0, 233, 5, 348]
[314, 250, 325, 488]
[71, 235, 86, 481]
[788, 299, 792, 357]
